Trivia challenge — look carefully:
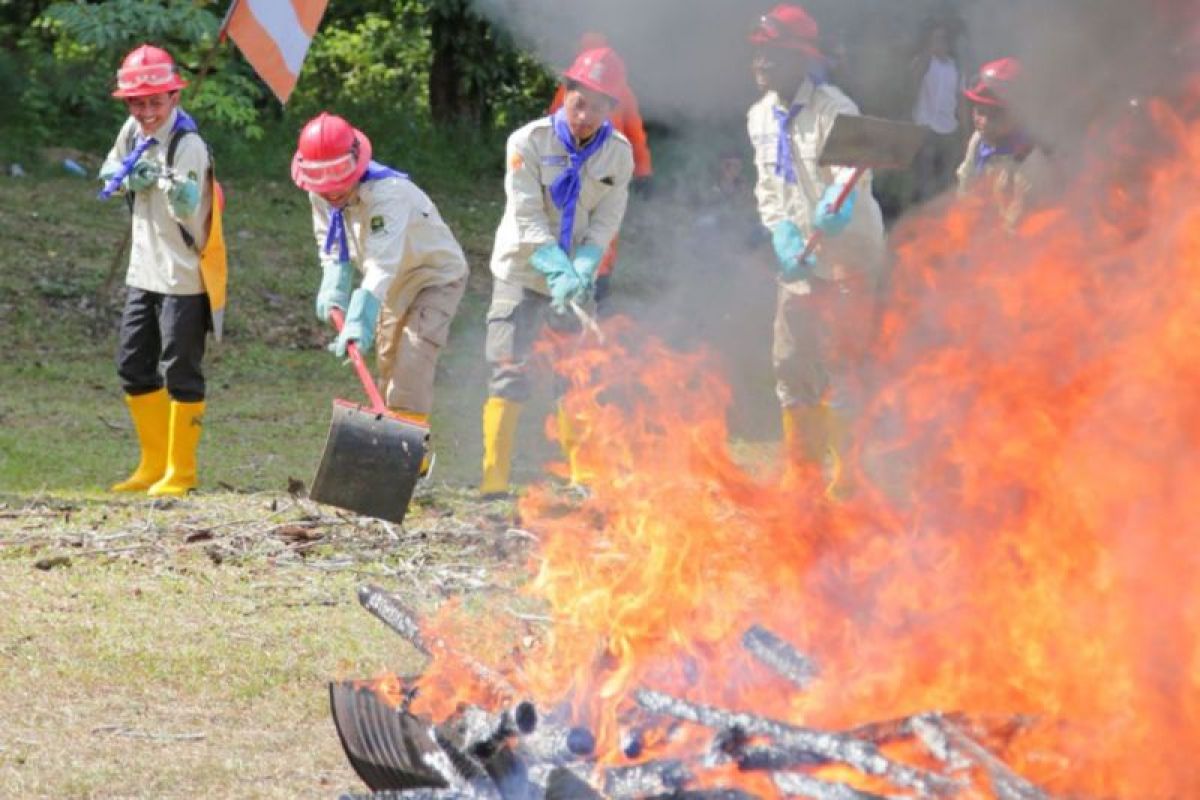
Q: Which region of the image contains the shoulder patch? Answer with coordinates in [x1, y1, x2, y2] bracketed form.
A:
[509, 152, 524, 171]
[370, 215, 386, 234]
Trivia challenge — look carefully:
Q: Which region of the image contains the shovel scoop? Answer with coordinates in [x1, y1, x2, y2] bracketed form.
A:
[309, 307, 428, 524]
[795, 114, 927, 265]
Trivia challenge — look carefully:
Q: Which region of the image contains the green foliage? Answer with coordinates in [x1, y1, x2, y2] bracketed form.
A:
[1, 0, 556, 178]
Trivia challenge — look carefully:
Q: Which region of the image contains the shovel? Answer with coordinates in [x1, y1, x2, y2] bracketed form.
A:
[309, 307, 428, 524]
[793, 114, 926, 266]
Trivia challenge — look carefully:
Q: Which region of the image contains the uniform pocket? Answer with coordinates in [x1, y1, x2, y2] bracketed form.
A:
[414, 305, 453, 348]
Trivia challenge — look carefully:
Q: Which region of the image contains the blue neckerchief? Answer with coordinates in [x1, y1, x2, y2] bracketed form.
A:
[548, 109, 613, 253]
[324, 161, 409, 263]
[98, 110, 197, 200]
[773, 103, 803, 184]
[975, 131, 1031, 172]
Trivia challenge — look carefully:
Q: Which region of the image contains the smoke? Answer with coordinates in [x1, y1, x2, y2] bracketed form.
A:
[465, 0, 1197, 438]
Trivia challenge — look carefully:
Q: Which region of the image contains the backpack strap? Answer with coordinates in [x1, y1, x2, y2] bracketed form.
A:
[166, 127, 215, 253]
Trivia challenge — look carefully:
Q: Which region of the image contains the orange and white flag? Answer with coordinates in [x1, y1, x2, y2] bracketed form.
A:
[226, 0, 329, 104]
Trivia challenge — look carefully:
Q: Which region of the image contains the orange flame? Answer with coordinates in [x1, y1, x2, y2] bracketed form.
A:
[405, 85, 1200, 796]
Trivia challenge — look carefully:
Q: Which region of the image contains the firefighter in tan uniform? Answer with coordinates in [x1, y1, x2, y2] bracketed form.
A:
[956, 57, 1057, 229]
[101, 45, 220, 497]
[291, 113, 468, 464]
[747, 4, 886, 499]
[480, 47, 635, 498]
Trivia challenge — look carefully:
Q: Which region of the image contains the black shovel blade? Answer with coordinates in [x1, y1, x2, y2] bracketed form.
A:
[310, 400, 428, 524]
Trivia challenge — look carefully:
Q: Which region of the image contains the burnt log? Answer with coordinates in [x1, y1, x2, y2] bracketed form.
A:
[634, 690, 957, 797]
[357, 585, 518, 702]
[519, 724, 596, 764]
[910, 713, 1050, 800]
[358, 584, 431, 656]
[603, 759, 692, 797]
[773, 772, 899, 800]
[648, 791, 761, 800]
[741, 625, 818, 689]
[545, 766, 604, 800]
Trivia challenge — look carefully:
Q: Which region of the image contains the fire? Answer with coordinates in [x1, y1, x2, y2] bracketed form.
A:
[401, 79, 1200, 798]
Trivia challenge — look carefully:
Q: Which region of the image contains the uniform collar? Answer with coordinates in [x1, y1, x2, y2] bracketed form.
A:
[772, 78, 815, 111]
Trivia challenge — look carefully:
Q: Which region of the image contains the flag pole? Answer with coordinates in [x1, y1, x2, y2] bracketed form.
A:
[189, 0, 240, 97]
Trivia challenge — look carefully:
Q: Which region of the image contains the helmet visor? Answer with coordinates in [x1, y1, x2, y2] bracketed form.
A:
[296, 151, 359, 186]
[117, 63, 178, 91]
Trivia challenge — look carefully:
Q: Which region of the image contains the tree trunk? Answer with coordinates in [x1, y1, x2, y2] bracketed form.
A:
[428, 0, 490, 127]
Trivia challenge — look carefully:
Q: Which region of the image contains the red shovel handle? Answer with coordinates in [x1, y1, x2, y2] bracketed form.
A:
[329, 307, 387, 414]
[797, 166, 865, 264]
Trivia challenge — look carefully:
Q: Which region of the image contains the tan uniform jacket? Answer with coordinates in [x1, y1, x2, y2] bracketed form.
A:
[748, 81, 886, 285]
[956, 131, 1057, 229]
[102, 110, 212, 295]
[309, 169, 468, 315]
[489, 116, 634, 294]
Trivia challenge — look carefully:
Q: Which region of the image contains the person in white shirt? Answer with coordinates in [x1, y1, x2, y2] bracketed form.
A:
[747, 4, 887, 500]
[100, 44, 217, 497]
[909, 22, 966, 202]
[291, 113, 468, 471]
[479, 47, 634, 499]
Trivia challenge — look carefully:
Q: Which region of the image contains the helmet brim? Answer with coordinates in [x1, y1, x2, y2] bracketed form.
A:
[562, 73, 621, 105]
[963, 85, 1004, 107]
[748, 31, 822, 59]
[291, 129, 373, 195]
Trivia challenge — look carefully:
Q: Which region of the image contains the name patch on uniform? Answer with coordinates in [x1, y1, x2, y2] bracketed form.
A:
[370, 215, 386, 233]
[541, 155, 568, 167]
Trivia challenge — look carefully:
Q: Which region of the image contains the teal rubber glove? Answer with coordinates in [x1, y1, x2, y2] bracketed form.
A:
[315, 261, 354, 323]
[127, 159, 160, 192]
[813, 183, 856, 235]
[771, 220, 815, 281]
[530, 243, 584, 312]
[166, 177, 200, 217]
[572, 243, 605, 288]
[333, 288, 380, 358]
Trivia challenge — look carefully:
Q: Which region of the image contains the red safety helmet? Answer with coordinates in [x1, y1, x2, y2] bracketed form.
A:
[112, 44, 188, 98]
[562, 47, 628, 104]
[749, 3, 822, 58]
[291, 112, 373, 195]
[964, 57, 1022, 107]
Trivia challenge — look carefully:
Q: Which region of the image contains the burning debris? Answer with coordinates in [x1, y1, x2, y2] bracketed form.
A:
[332, 585, 1061, 800]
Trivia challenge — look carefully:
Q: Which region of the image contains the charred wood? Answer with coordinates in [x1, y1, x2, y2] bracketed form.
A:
[741, 625, 818, 689]
[772, 772, 899, 800]
[603, 759, 692, 797]
[544, 766, 604, 800]
[473, 742, 533, 800]
[911, 714, 1050, 800]
[519, 724, 596, 764]
[357, 585, 518, 702]
[647, 791, 761, 800]
[733, 744, 828, 771]
[358, 585, 431, 656]
[634, 690, 957, 797]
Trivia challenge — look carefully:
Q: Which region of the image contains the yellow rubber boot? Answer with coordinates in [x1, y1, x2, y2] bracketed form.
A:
[148, 400, 205, 497]
[824, 404, 855, 502]
[111, 389, 170, 492]
[781, 404, 827, 465]
[556, 403, 593, 487]
[480, 397, 521, 498]
[402, 412, 435, 478]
